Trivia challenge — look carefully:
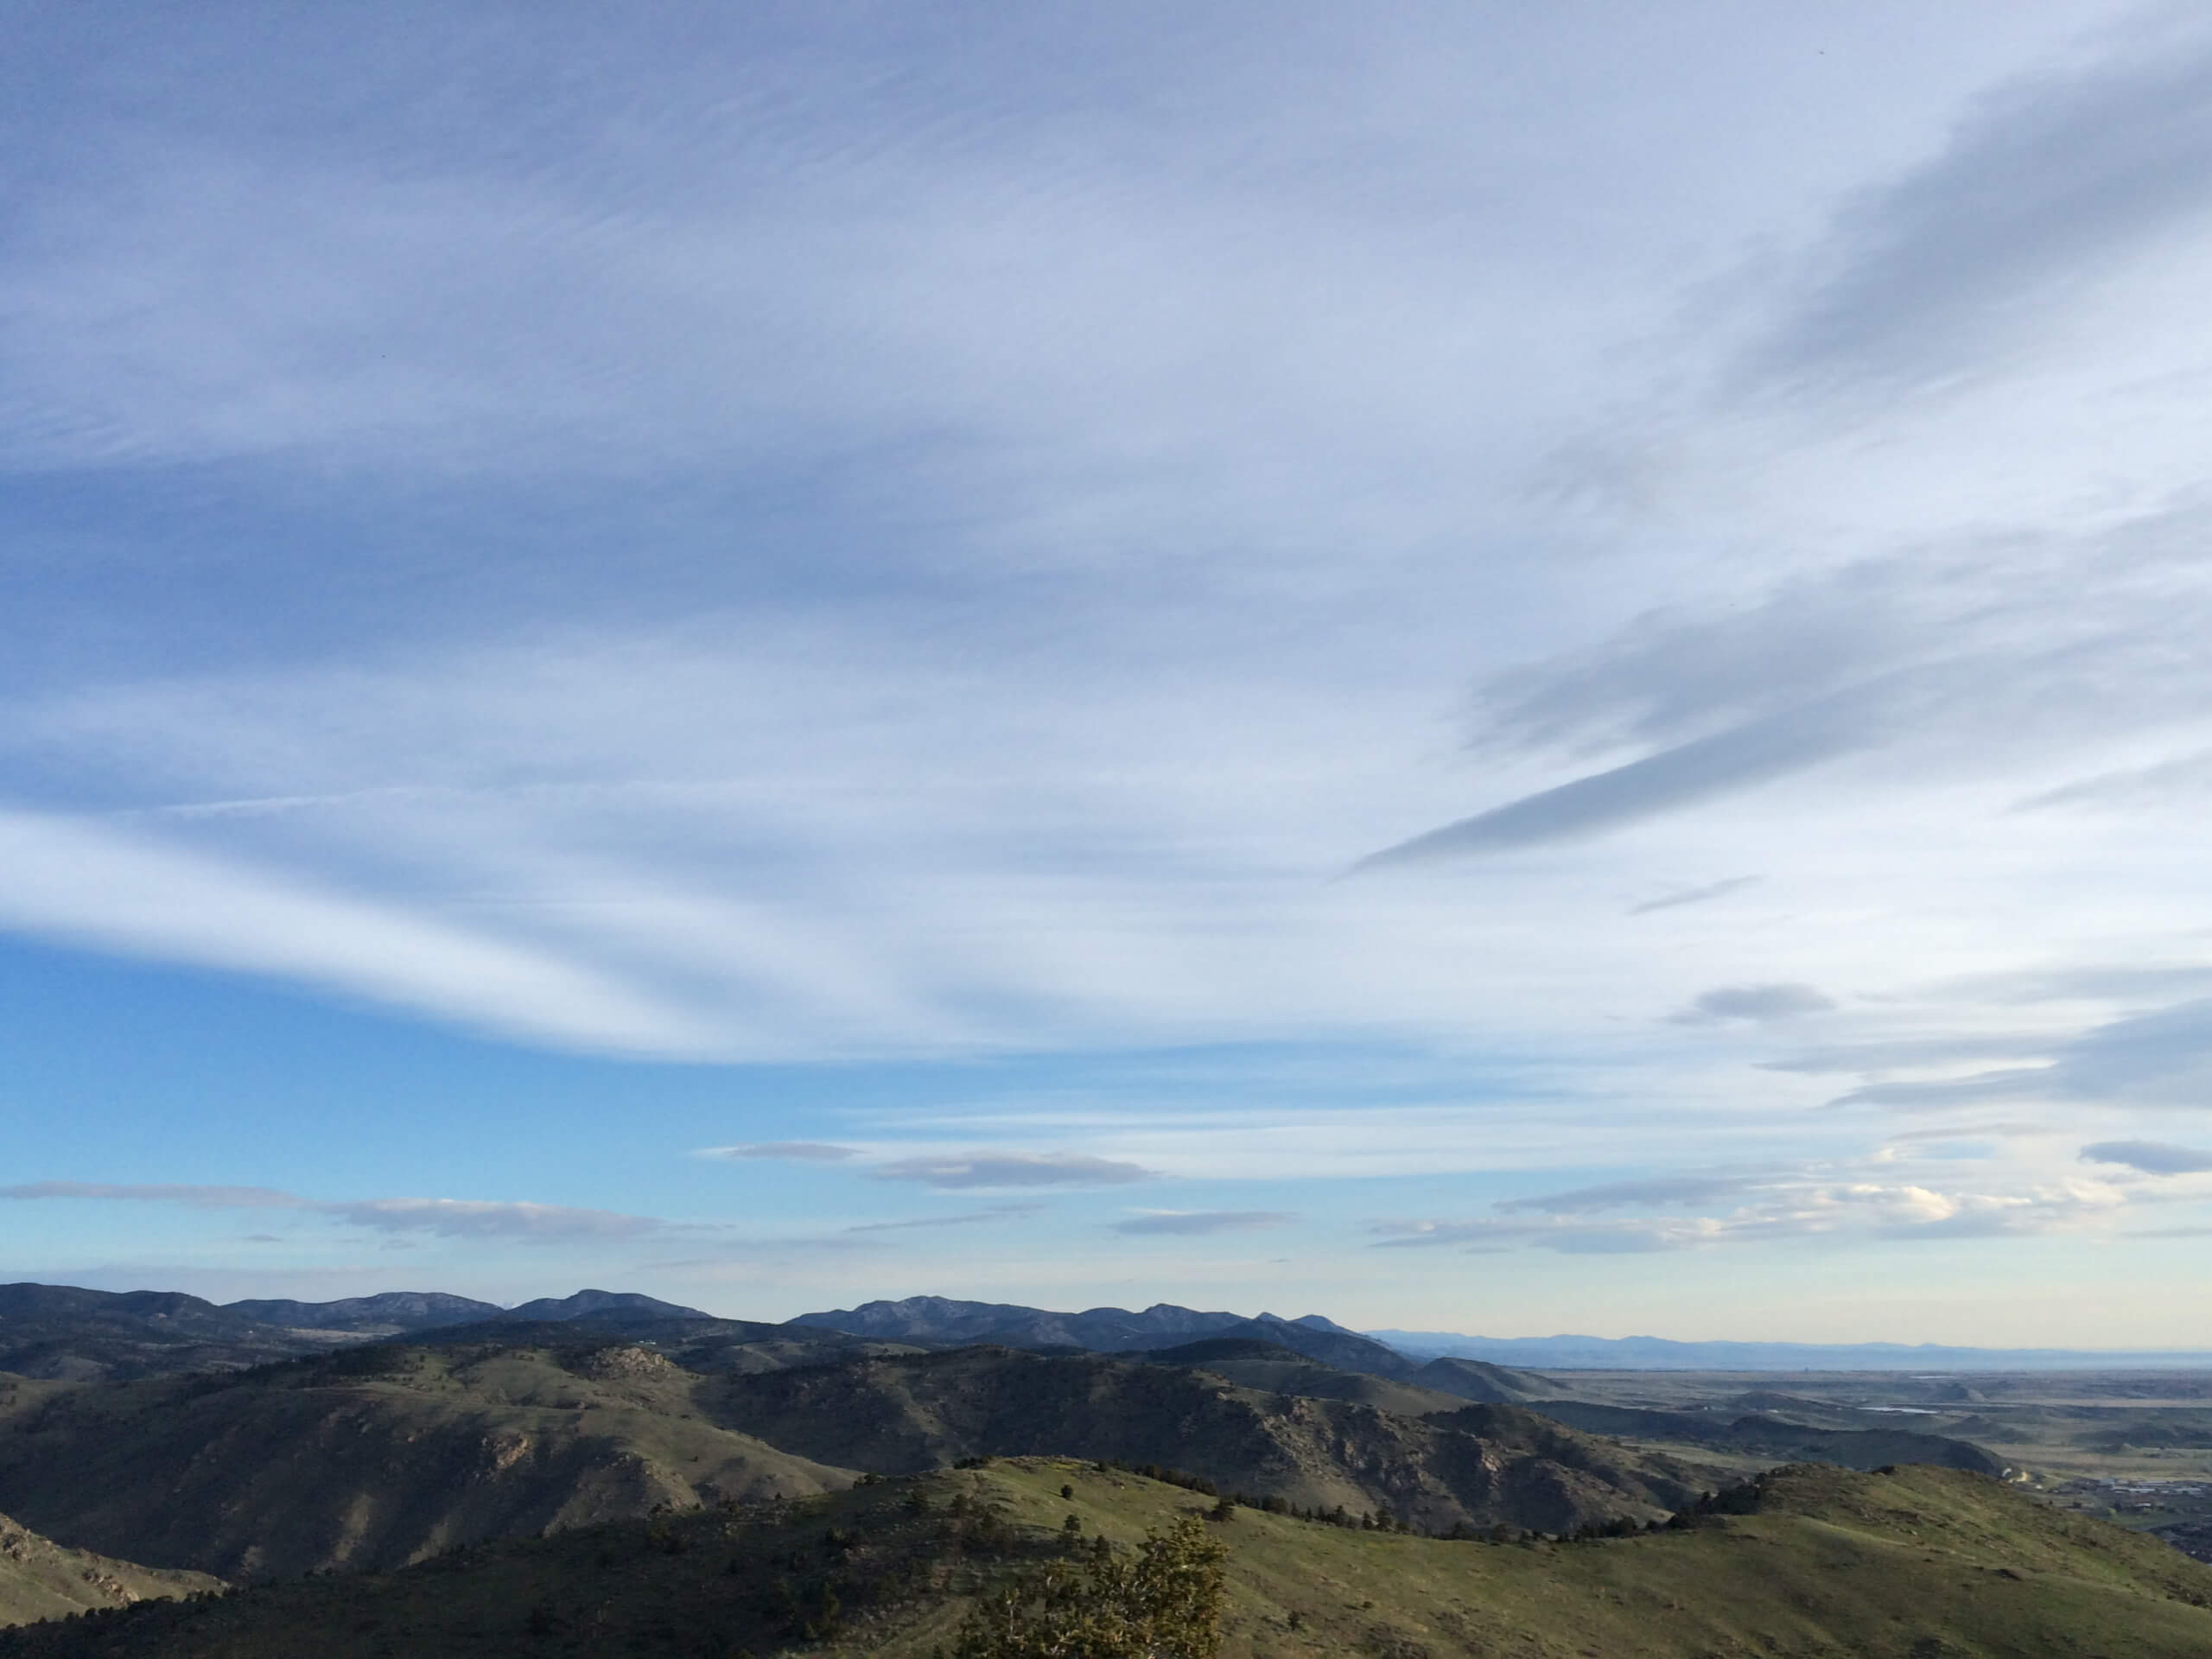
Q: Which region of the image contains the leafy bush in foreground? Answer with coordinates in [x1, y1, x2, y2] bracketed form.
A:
[946, 1511, 1228, 1658]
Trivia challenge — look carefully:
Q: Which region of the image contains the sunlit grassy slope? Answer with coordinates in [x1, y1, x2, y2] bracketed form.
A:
[0, 1510, 218, 1627]
[11, 1457, 2212, 1657]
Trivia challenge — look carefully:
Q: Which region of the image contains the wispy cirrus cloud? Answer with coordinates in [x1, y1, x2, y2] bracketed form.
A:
[0, 1180, 671, 1242]
[12, 6, 2212, 1343]
[1762, 1037, 2063, 1077]
[2015, 750, 2212, 812]
[1109, 1210, 1295, 1236]
[2081, 1140, 2212, 1176]
[1357, 703, 1868, 869]
[0, 1181, 299, 1210]
[844, 1205, 1043, 1233]
[1376, 1173, 2128, 1255]
[1670, 983, 1837, 1026]
[0, 807, 720, 1057]
[320, 1198, 665, 1241]
[1742, 17, 2212, 396]
[873, 1152, 1154, 1190]
[690, 1139, 1155, 1190]
[1495, 1173, 1770, 1214]
[1884, 1122, 2056, 1143]
[1837, 997, 2212, 1111]
[1365, 505, 2212, 876]
[1628, 876, 1758, 916]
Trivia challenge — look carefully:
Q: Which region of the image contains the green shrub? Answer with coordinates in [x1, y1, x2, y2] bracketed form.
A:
[949, 1512, 1227, 1658]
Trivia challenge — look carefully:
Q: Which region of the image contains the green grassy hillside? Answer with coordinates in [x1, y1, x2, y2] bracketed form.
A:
[10, 1459, 2211, 1656]
[0, 1510, 218, 1627]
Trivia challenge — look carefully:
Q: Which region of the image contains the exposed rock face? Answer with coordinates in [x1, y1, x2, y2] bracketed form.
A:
[576, 1344, 684, 1383]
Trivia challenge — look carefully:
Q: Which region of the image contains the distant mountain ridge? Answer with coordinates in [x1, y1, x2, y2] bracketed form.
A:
[18, 1282, 2209, 1382]
[0, 1284, 338, 1381]
[222, 1293, 502, 1333]
[492, 1289, 711, 1325]
[0, 1283, 715, 1382]
[791, 1296, 1402, 1374]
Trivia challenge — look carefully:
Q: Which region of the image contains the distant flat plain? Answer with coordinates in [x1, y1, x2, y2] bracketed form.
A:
[1527, 1365, 2212, 1558]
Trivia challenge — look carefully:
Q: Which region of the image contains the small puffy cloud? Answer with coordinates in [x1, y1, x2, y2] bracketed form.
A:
[696, 1141, 860, 1162]
[2081, 1140, 2212, 1176]
[873, 1151, 1154, 1189]
[1670, 982, 1837, 1025]
[1110, 1210, 1296, 1236]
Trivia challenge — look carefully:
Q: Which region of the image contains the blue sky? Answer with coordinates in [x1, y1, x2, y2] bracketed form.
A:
[8, 0, 2212, 1344]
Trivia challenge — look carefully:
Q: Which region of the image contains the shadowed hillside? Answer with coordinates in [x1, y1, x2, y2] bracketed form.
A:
[0, 1341, 854, 1579]
[1409, 1355, 1557, 1403]
[702, 1345, 1709, 1535]
[10, 1459, 2212, 1656]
